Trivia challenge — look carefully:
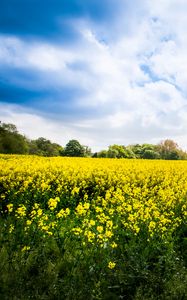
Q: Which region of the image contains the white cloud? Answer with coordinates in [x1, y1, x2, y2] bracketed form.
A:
[0, 36, 73, 71]
[1, 0, 187, 150]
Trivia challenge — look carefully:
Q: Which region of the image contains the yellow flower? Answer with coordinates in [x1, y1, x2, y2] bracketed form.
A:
[65, 208, 70, 216]
[89, 219, 96, 226]
[48, 197, 60, 210]
[108, 261, 116, 269]
[71, 187, 80, 196]
[105, 230, 113, 238]
[47, 231, 53, 236]
[56, 208, 66, 218]
[16, 205, 27, 217]
[9, 224, 14, 233]
[84, 230, 95, 243]
[56, 207, 70, 218]
[76, 202, 90, 215]
[111, 241, 117, 248]
[26, 220, 32, 226]
[97, 226, 103, 233]
[34, 203, 40, 209]
[37, 208, 43, 216]
[22, 246, 30, 252]
[72, 227, 83, 235]
[7, 203, 13, 213]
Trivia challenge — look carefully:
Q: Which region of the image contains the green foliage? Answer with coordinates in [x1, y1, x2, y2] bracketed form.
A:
[140, 144, 160, 159]
[0, 121, 64, 156]
[107, 147, 119, 158]
[128, 144, 160, 159]
[29, 137, 63, 156]
[0, 209, 187, 299]
[0, 122, 28, 154]
[96, 140, 187, 160]
[108, 145, 127, 158]
[142, 149, 159, 159]
[83, 145, 92, 157]
[157, 139, 182, 160]
[128, 144, 142, 158]
[63, 139, 85, 157]
[1, 122, 18, 133]
[1, 156, 187, 298]
[97, 150, 108, 158]
[1, 121, 187, 160]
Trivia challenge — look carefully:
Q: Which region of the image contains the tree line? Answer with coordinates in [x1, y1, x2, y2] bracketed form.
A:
[95, 141, 187, 160]
[0, 121, 187, 160]
[0, 121, 90, 157]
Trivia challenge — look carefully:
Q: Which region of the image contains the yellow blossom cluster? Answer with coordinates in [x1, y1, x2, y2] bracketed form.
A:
[1, 154, 187, 267]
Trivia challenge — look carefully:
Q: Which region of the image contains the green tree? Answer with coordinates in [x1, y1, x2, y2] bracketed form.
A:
[28, 140, 42, 155]
[157, 139, 180, 160]
[107, 144, 136, 158]
[141, 144, 160, 159]
[107, 145, 125, 158]
[0, 121, 28, 154]
[97, 150, 108, 158]
[31, 137, 63, 156]
[1, 122, 18, 133]
[125, 146, 136, 158]
[142, 149, 160, 159]
[129, 144, 143, 158]
[63, 140, 85, 157]
[83, 146, 92, 157]
[129, 143, 159, 159]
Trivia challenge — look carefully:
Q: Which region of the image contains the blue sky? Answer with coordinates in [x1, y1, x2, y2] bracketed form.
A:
[1, 0, 187, 151]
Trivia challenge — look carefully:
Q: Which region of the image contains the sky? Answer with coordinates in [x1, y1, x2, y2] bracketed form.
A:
[1, 0, 187, 151]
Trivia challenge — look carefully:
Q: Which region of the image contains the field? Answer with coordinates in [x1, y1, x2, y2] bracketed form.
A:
[0, 155, 187, 299]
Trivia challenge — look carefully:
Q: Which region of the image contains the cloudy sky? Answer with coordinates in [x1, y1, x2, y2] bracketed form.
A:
[1, 0, 187, 151]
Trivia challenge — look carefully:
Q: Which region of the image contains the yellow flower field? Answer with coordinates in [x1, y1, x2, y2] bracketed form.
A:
[0, 154, 187, 299]
[1, 155, 187, 241]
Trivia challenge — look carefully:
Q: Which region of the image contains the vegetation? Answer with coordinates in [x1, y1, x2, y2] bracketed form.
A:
[96, 141, 187, 160]
[0, 120, 187, 159]
[0, 155, 187, 299]
[63, 139, 85, 157]
[0, 122, 28, 154]
[0, 121, 64, 157]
